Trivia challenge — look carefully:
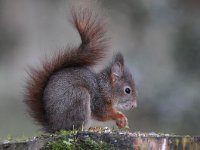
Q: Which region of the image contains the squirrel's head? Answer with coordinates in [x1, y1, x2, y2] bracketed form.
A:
[109, 53, 137, 110]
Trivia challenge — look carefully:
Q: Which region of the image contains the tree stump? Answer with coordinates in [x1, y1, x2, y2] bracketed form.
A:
[0, 131, 200, 150]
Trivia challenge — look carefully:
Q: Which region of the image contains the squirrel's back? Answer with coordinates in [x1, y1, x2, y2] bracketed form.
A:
[24, 8, 108, 128]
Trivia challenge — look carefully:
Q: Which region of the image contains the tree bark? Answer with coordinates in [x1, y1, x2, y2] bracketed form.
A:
[0, 131, 200, 150]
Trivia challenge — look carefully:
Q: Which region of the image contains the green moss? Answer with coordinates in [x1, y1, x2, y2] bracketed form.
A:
[44, 130, 111, 150]
[45, 138, 111, 150]
[45, 139, 75, 150]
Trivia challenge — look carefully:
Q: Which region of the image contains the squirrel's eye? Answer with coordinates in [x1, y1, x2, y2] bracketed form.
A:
[124, 87, 131, 94]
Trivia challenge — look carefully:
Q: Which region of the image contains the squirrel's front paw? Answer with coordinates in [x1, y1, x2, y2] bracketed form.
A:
[116, 114, 128, 129]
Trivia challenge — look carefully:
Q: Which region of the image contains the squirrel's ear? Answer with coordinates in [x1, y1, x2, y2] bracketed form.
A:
[111, 62, 123, 78]
[110, 53, 124, 83]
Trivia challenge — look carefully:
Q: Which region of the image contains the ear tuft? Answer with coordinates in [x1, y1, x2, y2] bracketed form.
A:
[112, 52, 124, 66]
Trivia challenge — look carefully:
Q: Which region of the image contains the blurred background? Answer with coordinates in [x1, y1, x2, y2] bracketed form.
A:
[0, 0, 200, 137]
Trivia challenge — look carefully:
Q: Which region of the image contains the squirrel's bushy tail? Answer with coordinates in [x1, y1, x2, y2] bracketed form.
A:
[24, 8, 108, 127]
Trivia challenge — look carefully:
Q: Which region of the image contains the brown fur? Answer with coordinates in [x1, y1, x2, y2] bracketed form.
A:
[24, 8, 108, 127]
[93, 104, 126, 121]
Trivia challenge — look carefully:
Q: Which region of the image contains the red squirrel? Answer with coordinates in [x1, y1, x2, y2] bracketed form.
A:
[24, 8, 137, 132]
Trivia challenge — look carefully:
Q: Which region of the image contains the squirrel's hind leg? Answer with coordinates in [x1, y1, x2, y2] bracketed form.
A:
[67, 86, 92, 130]
[44, 85, 91, 132]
